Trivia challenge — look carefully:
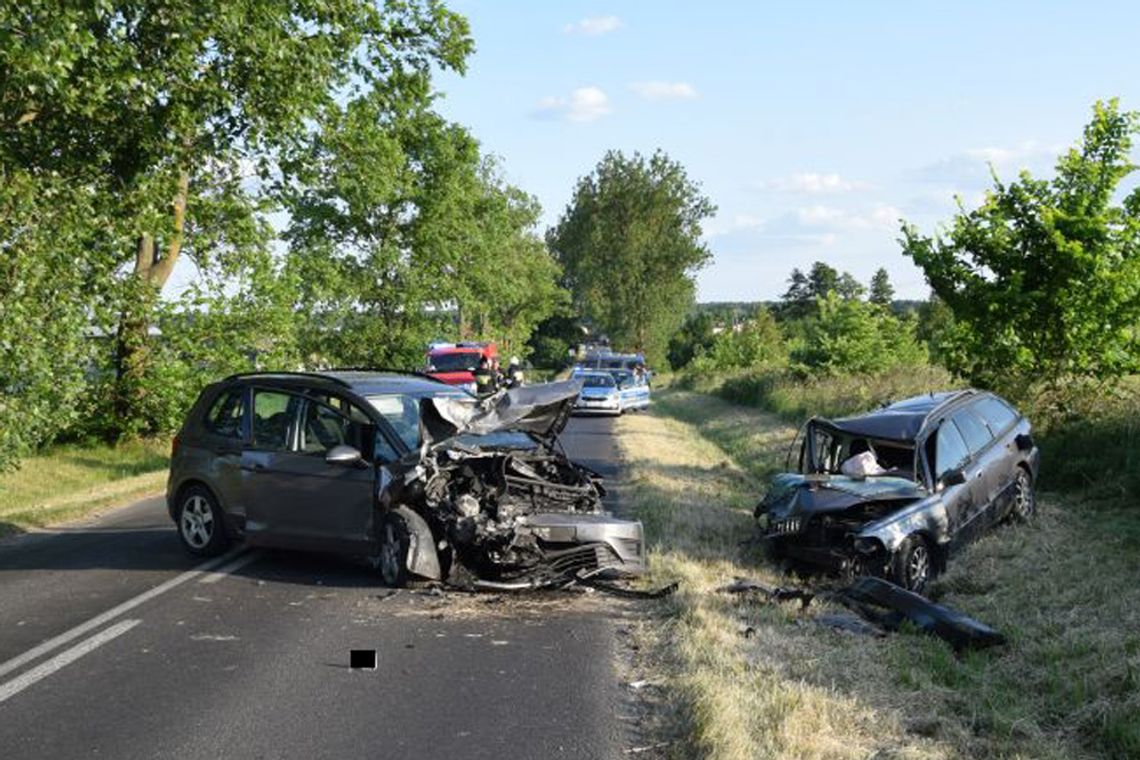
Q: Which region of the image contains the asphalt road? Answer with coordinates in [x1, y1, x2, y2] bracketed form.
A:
[0, 415, 630, 760]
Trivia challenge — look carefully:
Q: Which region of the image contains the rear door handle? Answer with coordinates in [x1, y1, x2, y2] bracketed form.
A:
[241, 462, 267, 472]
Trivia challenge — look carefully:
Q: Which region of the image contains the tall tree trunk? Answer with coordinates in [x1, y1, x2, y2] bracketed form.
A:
[112, 172, 189, 438]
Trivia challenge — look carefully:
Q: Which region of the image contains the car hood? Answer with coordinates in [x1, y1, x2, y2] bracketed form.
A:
[426, 370, 474, 385]
[420, 380, 583, 444]
[758, 473, 925, 518]
[579, 386, 617, 397]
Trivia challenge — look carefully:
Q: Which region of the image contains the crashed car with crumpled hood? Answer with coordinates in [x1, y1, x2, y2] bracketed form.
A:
[376, 379, 646, 589]
[755, 390, 1039, 592]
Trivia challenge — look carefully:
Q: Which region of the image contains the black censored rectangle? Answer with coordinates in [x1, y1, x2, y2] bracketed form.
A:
[350, 649, 377, 670]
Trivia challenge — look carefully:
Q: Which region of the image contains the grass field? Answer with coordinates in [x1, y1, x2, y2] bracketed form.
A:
[617, 387, 1140, 759]
[0, 438, 169, 537]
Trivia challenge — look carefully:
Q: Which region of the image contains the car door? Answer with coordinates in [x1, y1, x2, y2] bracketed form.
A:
[951, 405, 1003, 529]
[971, 396, 1023, 517]
[242, 388, 378, 553]
[929, 419, 984, 542]
[194, 386, 248, 517]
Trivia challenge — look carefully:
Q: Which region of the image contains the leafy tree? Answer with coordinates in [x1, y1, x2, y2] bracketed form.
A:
[548, 150, 716, 365]
[869, 268, 895, 307]
[527, 313, 584, 369]
[902, 99, 1140, 391]
[777, 267, 814, 320]
[836, 272, 866, 301]
[791, 292, 927, 376]
[0, 0, 473, 436]
[282, 94, 563, 368]
[667, 311, 718, 369]
[808, 262, 840, 298]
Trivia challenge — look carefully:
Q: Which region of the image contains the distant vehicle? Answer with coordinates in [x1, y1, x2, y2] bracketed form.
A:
[166, 371, 644, 587]
[755, 390, 1039, 593]
[605, 368, 650, 411]
[572, 371, 624, 416]
[424, 341, 498, 392]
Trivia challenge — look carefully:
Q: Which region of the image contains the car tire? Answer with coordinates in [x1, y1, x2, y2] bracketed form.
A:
[377, 511, 411, 588]
[176, 485, 230, 557]
[1011, 467, 1036, 522]
[890, 534, 932, 594]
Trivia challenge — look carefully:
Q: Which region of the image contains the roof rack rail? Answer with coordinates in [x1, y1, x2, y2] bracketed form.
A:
[325, 367, 449, 384]
[222, 370, 352, 388]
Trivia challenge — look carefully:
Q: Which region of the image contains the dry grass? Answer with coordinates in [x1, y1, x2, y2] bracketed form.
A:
[617, 388, 1140, 760]
[0, 438, 169, 536]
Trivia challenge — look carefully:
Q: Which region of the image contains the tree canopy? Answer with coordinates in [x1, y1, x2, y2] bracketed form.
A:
[902, 99, 1140, 392]
[547, 150, 715, 365]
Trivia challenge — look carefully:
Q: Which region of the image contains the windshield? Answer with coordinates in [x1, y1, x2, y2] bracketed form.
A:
[581, 374, 615, 388]
[610, 370, 634, 385]
[368, 391, 538, 451]
[427, 351, 480, 372]
[368, 390, 468, 449]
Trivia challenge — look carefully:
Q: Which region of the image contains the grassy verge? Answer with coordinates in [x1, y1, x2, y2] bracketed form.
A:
[617, 388, 1140, 759]
[0, 438, 170, 537]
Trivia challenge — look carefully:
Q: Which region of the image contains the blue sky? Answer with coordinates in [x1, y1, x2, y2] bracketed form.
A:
[432, 0, 1140, 301]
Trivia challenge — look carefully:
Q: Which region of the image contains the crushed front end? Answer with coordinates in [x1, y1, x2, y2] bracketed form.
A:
[382, 380, 646, 587]
[756, 473, 923, 576]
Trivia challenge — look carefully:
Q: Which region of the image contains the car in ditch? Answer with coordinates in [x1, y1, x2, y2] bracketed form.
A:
[755, 390, 1039, 592]
[167, 371, 645, 588]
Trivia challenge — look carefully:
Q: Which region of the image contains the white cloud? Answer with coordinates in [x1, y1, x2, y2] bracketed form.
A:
[793, 204, 901, 231]
[533, 87, 611, 123]
[755, 172, 873, 194]
[914, 140, 1064, 185]
[629, 81, 698, 101]
[563, 15, 622, 35]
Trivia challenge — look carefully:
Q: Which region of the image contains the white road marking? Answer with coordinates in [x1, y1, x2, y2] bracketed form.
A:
[0, 549, 244, 680]
[0, 619, 141, 704]
[198, 550, 262, 584]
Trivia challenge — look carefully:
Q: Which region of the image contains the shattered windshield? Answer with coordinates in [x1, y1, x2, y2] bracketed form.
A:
[368, 391, 536, 451]
[427, 351, 480, 372]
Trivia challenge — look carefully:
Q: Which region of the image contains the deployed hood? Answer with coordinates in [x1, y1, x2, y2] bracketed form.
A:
[420, 380, 583, 444]
[759, 473, 925, 518]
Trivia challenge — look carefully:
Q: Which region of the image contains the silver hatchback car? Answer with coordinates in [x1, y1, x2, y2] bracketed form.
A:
[167, 371, 645, 587]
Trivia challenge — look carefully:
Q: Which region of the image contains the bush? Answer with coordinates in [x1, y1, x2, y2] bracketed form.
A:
[790, 292, 928, 376]
[688, 309, 785, 372]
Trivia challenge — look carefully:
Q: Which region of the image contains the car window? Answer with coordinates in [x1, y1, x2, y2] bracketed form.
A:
[934, 422, 971, 479]
[952, 408, 994, 455]
[299, 398, 396, 462]
[204, 389, 244, 439]
[252, 390, 298, 451]
[369, 393, 426, 450]
[974, 397, 1018, 435]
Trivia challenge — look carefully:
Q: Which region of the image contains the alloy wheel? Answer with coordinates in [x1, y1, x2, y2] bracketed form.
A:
[180, 495, 214, 549]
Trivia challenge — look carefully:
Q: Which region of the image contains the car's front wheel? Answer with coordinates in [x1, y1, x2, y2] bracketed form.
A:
[890, 534, 932, 594]
[376, 511, 411, 588]
[1011, 467, 1036, 522]
[176, 486, 230, 557]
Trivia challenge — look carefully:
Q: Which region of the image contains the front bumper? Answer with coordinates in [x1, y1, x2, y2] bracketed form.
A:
[523, 512, 646, 576]
[573, 396, 622, 415]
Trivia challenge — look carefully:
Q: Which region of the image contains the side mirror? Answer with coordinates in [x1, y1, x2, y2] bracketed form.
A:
[941, 468, 967, 487]
[326, 444, 363, 467]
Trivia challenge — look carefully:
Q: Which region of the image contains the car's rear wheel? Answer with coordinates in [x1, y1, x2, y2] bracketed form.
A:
[890, 534, 931, 594]
[377, 511, 411, 588]
[1011, 467, 1036, 521]
[176, 486, 230, 557]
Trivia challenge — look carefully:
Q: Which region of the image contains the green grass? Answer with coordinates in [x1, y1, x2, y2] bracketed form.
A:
[0, 438, 170, 537]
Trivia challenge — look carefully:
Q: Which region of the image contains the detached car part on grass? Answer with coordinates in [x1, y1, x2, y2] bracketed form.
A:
[756, 390, 1039, 593]
[378, 380, 646, 588]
